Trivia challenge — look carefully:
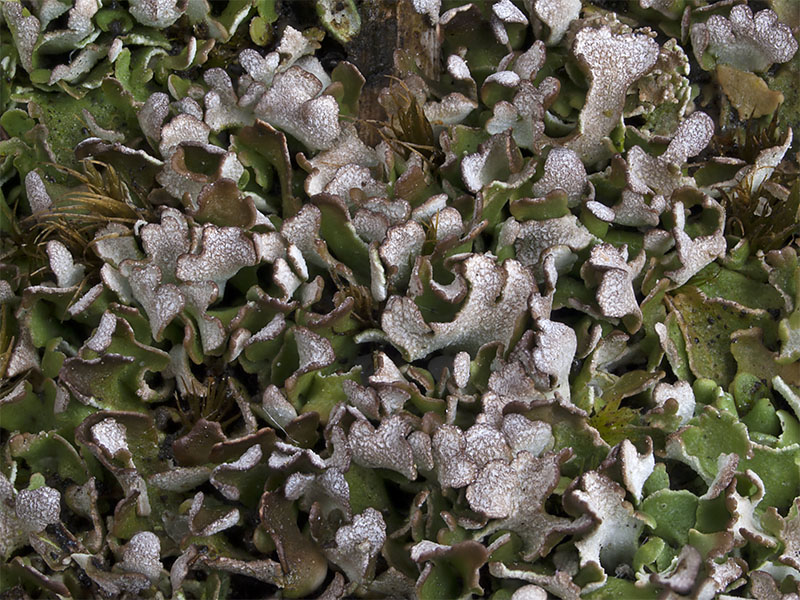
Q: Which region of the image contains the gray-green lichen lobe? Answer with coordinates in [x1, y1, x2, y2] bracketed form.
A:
[0, 0, 799, 598]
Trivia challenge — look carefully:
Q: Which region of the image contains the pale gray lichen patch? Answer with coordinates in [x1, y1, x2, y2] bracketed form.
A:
[412, 0, 441, 25]
[176, 225, 257, 294]
[348, 415, 416, 480]
[491, 0, 528, 45]
[272, 258, 302, 301]
[0, 473, 26, 558]
[285, 467, 350, 521]
[690, 5, 798, 72]
[120, 531, 162, 582]
[342, 380, 380, 421]
[408, 430, 435, 474]
[182, 281, 226, 353]
[533, 318, 578, 401]
[276, 25, 323, 67]
[638, 0, 681, 18]
[493, 0, 527, 25]
[86, 312, 118, 353]
[325, 508, 386, 586]
[725, 470, 778, 548]
[294, 327, 336, 372]
[121, 262, 185, 341]
[379, 221, 426, 288]
[139, 208, 191, 281]
[48, 44, 105, 85]
[510, 41, 547, 80]
[461, 131, 522, 193]
[566, 470, 646, 585]
[15, 486, 61, 533]
[424, 93, 478, 128]
[5, 329, 40, 379]
[253, 67, 341, 151]
[280, 204, 336, 271]
[2, 2, 40, 72]
[453, 351, 471, 389]
[466, 458, 516, 517]
[489, 562, 581, 598]
[91, 417, 130, 460]
[382, 254, 534, 361]
[511, 584, 548, 600]
[129, 0, 183, 27]
[565, 26, 659, 165]
[93, 224, 143, 269]
[148, 467, 211, 493]
[731, 129, 793, 197]
[31, 0, 97, 55]
[580, 243, 646, 333]
[239, 49, 279, 87]
[465, 423, 512, 467]
[432, 423, 479, 488]
[0, 281, 13, 304]
[515, 215, 596, 276]
[533, 0, 582, 45]
[305, 125, 378, 196]
[209, 445, 263, 501]
[269, 440, 326, 471]
[447, 54, 472, 81]
[470, 449, 585, 560]
[607, 439, 655, 503]
[203, 69, 255, 132]
[159, 114, 211, 156]
[261, 384, 298, 429]
[323, 164, 386, 204]
[46, 240, 85, 288]
[664, 197, 726, 286]
[532, 147, 587, 208]
[187, 493, 240, 537]
[138, 93, 170, 144]
[485, 81, 549, 151]
[501, 414, 553, 457]
[24, 171, 52, 214]
[652, 381, 695, 426]
[778, 499, 800, 570]
[660, 111, 716, 166]
[650, 545, 702, 594]
[606, 111, 714, 227]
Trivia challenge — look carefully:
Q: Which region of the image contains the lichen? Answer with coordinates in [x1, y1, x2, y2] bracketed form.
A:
[1, 1, 799, 598]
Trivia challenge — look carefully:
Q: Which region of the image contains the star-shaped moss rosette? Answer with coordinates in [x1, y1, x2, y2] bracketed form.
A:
[1, 0, 799, 597]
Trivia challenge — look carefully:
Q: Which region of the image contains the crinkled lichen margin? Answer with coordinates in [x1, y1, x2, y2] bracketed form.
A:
[0, 0, 799, 598]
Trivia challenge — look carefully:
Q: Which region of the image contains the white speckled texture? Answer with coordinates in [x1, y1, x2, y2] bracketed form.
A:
[691, 5, 798, 72]
[567, 26, 659, 164]
[534, 0, 581, 45]
[91, 417, 130, 458]
[120, 531, 162, 581]
[15, 486, 61, 533]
